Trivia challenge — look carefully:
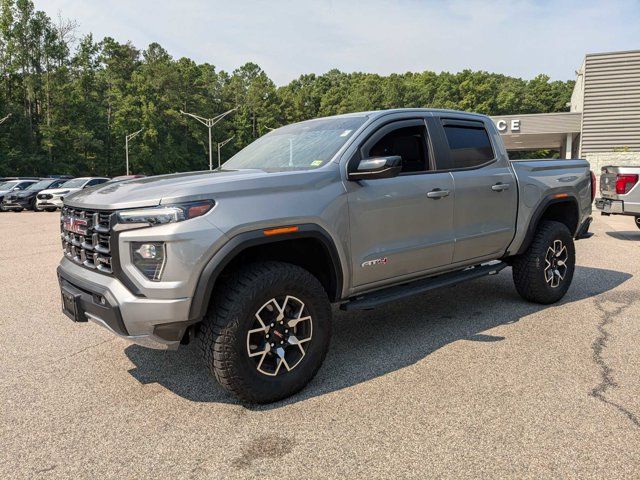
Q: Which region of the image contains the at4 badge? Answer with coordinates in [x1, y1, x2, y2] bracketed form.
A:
[362, 257, 388, 267]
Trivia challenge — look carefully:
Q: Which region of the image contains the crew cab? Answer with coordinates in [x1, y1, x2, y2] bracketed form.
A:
[57, 109, 594, 403]
[595, 165, 640, 229]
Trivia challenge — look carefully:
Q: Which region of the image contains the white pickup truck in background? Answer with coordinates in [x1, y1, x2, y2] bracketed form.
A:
[596, 165, 640, 230]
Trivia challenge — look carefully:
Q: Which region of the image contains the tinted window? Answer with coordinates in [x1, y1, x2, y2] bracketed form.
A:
[87, 178, 107, 186]
[443, 125, 494, 168]
[367, 125, 429, 173]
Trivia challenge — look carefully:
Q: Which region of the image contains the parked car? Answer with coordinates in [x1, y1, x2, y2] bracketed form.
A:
[595, 165, 640, 229]
[36, 177, 109, 211]
[0, 179, 39, 210]
[1, 178, 70, 211]
[57, 109, 594, 403]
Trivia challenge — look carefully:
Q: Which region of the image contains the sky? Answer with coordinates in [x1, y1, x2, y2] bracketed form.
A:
[37, 0, 640, 85]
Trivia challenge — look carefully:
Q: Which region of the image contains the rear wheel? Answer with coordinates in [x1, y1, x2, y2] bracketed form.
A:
[512, 220, 575, 304]
[199, 261, 332, 404]
[635, 216, 640, 230]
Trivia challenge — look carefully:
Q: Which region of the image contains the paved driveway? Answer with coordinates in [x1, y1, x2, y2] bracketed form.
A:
[1, 212, 639, 479]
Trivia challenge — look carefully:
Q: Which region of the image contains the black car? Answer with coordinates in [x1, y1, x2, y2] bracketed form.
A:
[1, 178, 70, 211]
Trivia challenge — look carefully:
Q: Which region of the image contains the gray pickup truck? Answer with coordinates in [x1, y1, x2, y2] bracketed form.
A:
[58, 108, 594, 403]
[595, 165, 640, 229]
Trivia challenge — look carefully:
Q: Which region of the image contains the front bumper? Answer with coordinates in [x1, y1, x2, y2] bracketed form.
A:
[57, 258, 194, 350]
[2, 197, 33, 210]
[37, 196, 64, 208]
[595, 197, 640, 216]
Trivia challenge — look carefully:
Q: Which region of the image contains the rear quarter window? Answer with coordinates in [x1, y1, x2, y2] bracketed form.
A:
[443, 125, 494, 168]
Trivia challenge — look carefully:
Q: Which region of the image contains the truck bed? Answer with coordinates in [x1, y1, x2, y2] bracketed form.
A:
[507, 158, 592, 254]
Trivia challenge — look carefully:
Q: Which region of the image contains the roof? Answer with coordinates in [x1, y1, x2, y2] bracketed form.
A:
[323, 107, 490, 121]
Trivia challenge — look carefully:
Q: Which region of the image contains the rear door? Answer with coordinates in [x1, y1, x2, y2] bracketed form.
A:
[433, 117, 517, 263]
[346, 117, 455, 289]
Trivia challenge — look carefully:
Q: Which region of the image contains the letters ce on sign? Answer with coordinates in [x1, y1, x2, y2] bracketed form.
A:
[495, 119, 521, 134]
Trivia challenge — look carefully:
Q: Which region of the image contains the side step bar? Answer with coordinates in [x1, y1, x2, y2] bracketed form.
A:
[340, 261, 508, 311]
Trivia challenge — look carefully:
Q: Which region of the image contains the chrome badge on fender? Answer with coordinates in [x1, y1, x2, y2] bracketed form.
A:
[362, 257, 388, 267]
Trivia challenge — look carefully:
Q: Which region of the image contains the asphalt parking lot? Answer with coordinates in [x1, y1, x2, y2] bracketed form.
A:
[1, 211, 639, 479]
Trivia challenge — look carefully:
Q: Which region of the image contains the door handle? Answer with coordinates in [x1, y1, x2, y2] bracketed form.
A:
[491, 182, 510, 192]
[427, 188, 450, 199]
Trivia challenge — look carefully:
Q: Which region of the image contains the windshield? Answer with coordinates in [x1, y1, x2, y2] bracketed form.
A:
[27, 180, 54, 190]
[223, 116, 366, 172]
[0, 181, 19, 191]
[61, 178, 87, 188]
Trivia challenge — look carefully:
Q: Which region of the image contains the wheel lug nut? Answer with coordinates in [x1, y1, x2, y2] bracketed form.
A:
[285, 329, 288, 333]
[265, 334, 269, 338]
[270, 323, 274, 327]
[280, 341, 284, 344]
[270, 343, 275, 347]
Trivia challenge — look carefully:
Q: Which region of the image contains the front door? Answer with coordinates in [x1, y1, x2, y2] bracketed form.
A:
[346, 119, 455, 289]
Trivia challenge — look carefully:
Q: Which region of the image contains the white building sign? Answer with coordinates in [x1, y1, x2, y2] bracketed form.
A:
[495, 119, 521, 133]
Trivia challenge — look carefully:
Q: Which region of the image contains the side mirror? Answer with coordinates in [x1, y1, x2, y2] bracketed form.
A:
[348, 156, 402, 181]
[14, 186, 22, 191]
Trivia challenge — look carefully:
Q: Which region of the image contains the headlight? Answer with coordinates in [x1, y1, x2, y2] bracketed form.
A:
[116, 200, 214, 225]
[131, 242, 165, 281]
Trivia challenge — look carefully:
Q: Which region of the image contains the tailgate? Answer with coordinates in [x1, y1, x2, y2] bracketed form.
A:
[600, 165, 640, 199]
[599, 172, 618, 199]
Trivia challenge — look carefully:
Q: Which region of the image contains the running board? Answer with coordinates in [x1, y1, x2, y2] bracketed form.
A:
[340, 262, 508, 311]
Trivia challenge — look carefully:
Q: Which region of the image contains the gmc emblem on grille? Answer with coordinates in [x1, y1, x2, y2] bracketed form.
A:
[63, 217, 89, 235]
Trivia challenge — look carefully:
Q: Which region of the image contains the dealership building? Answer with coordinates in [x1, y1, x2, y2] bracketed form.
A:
[491, 50, 640, 173]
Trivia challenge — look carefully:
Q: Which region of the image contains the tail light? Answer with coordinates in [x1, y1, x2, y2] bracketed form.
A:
[615, 174, 639, 195]
[590, 171, 596, 202]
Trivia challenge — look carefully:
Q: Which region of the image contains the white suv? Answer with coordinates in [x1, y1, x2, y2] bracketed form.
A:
[36, 177, 110, 211]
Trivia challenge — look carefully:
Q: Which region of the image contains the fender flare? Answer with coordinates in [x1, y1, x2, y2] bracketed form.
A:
[188, 223, 344, 321]
[515, 194, 580, 256]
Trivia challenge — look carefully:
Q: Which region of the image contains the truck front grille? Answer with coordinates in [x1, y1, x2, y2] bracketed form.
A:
[60, 207, 114, 274]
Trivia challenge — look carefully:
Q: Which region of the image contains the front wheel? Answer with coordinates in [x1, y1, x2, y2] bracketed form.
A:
[199, 261, 332, 404]
[635, 216, 640, 230]
[512, 220, 576, 304]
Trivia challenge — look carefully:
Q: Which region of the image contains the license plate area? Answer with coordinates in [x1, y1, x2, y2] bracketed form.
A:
[61, 286, 87, 322]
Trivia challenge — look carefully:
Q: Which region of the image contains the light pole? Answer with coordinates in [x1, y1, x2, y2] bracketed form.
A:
[0, 113, 12, 125]
[180, 107, 237, 170]
[125, 128, 143, 176]
[216, 136, 235, 169]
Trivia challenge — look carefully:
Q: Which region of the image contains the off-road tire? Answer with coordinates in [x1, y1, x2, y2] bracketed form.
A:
[512, 220, 575, 304]
[199, 261, 332, 404]
[635, 216, 640, 230]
